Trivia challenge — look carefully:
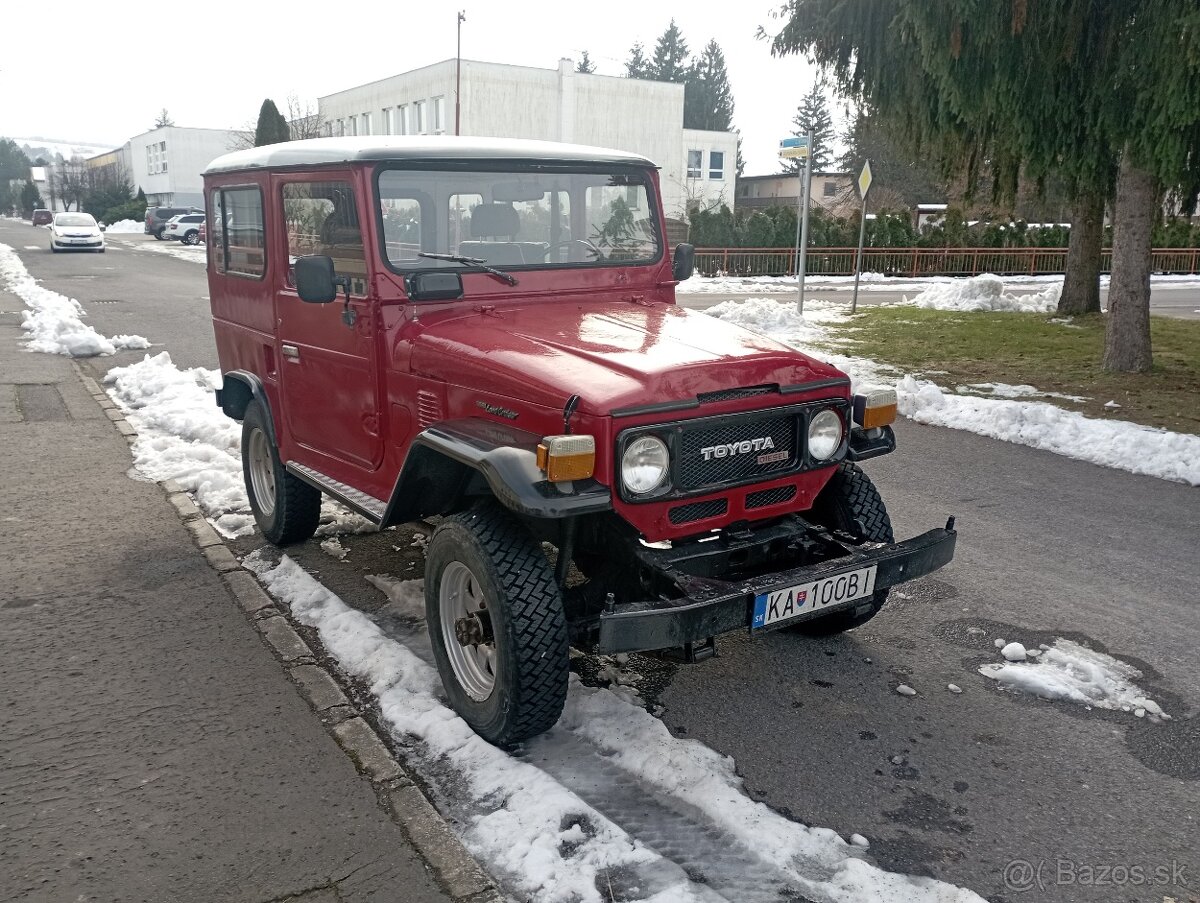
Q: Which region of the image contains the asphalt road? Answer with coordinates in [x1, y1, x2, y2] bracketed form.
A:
[5, 217, 1198, 902]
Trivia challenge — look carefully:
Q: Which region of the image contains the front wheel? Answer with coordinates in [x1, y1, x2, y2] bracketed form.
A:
[183, 230, 199, 245]
[241, 400, 320, 545]
[789, 463, 894, 635]
[425, 504, 569, 746]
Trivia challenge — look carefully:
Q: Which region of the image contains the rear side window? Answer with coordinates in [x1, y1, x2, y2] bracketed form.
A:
[281, 180, 365, 292]
[209, 187, 266, 279]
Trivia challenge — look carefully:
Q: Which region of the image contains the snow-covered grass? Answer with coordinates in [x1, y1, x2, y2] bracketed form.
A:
[247, 549, 984, 903]
[704, 298, 1200, 486]
[134, 239, 206, 263]
[980, 638, 1169, 721]
[1, 242, 150, 357]
[678, 272, 1200, 295]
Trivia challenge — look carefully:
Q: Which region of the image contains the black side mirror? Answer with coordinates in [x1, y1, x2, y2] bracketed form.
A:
[672, 242, 695, 281]
[295, 255, 338, 303]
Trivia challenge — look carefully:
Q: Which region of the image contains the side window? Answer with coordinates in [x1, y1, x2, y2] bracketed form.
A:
[282, 180, 366, 291]
[208, 187, 266, 279]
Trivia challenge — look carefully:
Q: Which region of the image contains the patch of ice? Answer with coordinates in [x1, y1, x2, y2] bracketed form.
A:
[849, 834, 870, 848]
[320, 537, 349, 560]
[364, 574, 426, 619]
[895, 684, 917, 697]
[993, 638, 1006, 649]
[959, 382, 1090, 403]
[979, 638, 1168, 721]
[947, 684, 963, 694]
[1104, 400, 1122, 409]
[1, 243, 151, 357]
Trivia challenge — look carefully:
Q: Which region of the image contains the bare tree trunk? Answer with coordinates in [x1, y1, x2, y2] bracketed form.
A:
[1103, 153, 1157, 372]
[1058, 189, 1103, 314]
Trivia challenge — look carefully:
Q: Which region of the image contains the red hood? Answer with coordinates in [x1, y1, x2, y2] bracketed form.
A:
[408, 300, 847, 414]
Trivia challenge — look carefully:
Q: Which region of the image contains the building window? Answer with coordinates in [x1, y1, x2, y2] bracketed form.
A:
[433, 96, 445, 134]
[349, 117, 358, 136]
[687, 149, 702, 180]
[414, 100, 427, 134]
[381, 108, 392, 135]
[161, 141, 168, 173]
[361, 113, 372, 135]
[396, 105, 408, 135]
[708, 151, 724, 181]
[823, 180, 837, 197]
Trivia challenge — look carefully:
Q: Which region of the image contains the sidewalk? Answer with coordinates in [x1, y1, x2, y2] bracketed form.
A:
[0, 291, 460, 902]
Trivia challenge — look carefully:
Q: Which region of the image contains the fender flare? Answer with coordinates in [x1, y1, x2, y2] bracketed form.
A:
[382, 418, 612, 526]
[216, 370, 278, 446]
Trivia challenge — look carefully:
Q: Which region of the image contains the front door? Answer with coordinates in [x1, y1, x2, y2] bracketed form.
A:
[273, 173, 382, 472]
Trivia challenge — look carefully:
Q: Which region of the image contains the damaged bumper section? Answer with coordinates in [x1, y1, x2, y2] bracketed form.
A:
[596, 516, 957, 654]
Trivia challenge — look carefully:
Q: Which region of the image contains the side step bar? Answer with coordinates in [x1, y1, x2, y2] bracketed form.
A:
[285, 461, 385, 525]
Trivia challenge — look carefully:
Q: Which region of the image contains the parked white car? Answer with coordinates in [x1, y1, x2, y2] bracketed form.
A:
[163, 213, 206, 245]
[49, 212, 105, 253]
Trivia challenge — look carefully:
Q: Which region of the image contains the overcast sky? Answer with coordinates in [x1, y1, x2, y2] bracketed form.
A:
[2, 0, 839, 176]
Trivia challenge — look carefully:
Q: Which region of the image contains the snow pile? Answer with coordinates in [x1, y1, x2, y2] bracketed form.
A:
[906, 273, 1060, 312]
[246, 551, 984, 903]
[980, 639, 1169, 721]
[136, 240, 206, 263]
[702, 299, 1200, 486]
[102, 219, 143, 233]
[104, 352, 253, 536]
[957, 382, 1089, 403]
[1, 243, 150, 357]
[895, 375, 1200, 486]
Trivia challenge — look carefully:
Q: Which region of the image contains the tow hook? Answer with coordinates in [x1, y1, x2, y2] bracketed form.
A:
[658, 637, 717, 664]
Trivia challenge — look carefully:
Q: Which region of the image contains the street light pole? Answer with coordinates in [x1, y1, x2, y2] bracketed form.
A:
[455, 11, 465, 136]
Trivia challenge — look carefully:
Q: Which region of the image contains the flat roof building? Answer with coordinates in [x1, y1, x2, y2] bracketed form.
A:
[319, 58, 738, 229]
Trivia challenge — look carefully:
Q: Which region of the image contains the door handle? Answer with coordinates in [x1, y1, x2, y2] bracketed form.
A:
[281, 344, 300, 361]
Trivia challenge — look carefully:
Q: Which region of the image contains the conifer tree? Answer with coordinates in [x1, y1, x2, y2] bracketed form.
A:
[625, 43, 649, 78]
[784, 81, 835, 173]
[648, 20, 690, 82]
[684, 40, 735, 131]
[254, 99, 290, 147]
[575, 51, 596, 74]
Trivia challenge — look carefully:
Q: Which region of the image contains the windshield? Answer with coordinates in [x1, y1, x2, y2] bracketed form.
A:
[376, 166, 661, 272]
[56, 214, 96, 227]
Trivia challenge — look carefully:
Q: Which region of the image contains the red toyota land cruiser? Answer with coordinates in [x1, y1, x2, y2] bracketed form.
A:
[203, 137, 956, 746]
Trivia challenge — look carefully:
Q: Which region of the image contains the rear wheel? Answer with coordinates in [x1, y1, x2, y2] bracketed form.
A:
[154, 227, 166, 240]
[425, 504, 569, 746]
[241, 400, 320, 545]
[789, 463, 894, 635]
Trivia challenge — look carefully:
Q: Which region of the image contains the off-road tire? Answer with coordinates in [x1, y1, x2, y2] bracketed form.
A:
[241, 401, 321, 546]
[790, 462, 894, 635]
[426, 504, 569, 747]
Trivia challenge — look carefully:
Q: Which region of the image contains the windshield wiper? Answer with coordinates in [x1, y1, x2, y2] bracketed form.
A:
[417, 252, 518, 286]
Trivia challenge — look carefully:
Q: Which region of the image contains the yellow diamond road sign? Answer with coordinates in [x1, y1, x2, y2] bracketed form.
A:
[858, 160, 873, 198]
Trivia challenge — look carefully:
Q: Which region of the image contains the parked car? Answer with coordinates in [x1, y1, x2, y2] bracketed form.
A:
[203, 137, 957, 747]
[145, 205, 202, 240]
[49, 211, 105, 253]
[31, 208, 53, 226]
[163, 213, 206, 244]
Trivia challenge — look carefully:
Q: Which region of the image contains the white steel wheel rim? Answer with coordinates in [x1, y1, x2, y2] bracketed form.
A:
[440, 561, 497, 701]
[247, 429, 276, 517]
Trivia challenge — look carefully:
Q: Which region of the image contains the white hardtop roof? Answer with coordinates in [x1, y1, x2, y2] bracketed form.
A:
[205, 136, 656, 175]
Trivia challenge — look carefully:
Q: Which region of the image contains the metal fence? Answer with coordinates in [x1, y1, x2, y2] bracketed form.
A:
[694, 247, 1200, 278]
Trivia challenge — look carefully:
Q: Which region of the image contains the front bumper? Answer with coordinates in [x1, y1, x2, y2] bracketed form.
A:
[53, 238, 103, 248]
[596, 518, 957, 653]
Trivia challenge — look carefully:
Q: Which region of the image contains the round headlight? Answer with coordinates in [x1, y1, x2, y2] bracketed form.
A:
[808, 409, 844, 460]
[622, 435, 670, 495]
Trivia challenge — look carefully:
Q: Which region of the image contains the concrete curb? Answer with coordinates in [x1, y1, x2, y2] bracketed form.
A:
[73, 361, 502, 903]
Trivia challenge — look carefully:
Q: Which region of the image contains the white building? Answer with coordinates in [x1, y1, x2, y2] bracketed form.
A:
[105, 127, 241, 208]
[319, 58, 738, 225]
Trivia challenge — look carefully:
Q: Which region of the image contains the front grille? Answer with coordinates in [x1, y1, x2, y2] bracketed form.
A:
[746, 485, 797, 509]
[668, 499, 728, 525]
[697, 385, 776, 405]
[677, 415, 796, 490]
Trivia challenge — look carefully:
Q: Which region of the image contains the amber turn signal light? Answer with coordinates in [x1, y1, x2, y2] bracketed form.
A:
[536, 434, 596, 482]
[852, 388, 898, 429]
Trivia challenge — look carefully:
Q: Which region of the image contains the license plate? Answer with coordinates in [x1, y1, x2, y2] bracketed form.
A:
[752, 565, 878, 629]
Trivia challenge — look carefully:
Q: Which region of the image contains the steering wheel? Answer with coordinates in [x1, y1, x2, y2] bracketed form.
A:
[545, 238, 602, 261]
